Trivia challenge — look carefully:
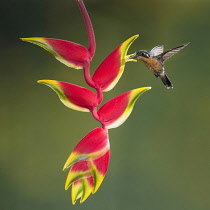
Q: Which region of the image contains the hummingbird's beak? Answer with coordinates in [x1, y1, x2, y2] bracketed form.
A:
[126, 53, 138, 62]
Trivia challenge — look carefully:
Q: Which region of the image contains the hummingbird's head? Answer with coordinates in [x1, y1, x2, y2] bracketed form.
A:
[127, 50, 150, 61]
[136, 50, 150, 58]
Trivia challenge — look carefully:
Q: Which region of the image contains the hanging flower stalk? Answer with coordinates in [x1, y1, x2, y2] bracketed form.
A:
[21, 0, 151, 204]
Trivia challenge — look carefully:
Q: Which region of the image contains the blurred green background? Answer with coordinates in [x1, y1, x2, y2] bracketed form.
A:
[1, 0, 210, 209]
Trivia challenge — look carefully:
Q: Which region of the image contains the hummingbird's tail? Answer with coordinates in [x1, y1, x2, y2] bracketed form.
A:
[160, 73, 173, 89]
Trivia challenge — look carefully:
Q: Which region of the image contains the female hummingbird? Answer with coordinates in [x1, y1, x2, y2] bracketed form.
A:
[131, 42, 190, 89]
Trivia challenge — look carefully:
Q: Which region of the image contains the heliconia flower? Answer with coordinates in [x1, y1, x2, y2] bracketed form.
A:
[97, 87, 151, 129]
[63, 127, 109, 171]
[38, 80, 99, 112]
[92, 35, 139, 92]
[66, 150, 110, 204]
[63, 128, 110, 204]
[21, 0, 152, 205]
[20, 38, 91, 69]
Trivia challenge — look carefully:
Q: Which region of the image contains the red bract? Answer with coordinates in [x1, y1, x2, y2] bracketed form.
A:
[22, 0, 151, 205]
[63, 128, 110, 204]
[38, 80, 99, 112]
[21, 0, 95, 70]
[63, 127, 109, 170]
[92, 35, 138, 92]
[20, 38, 91, 69]
[68, 150, 110, 204]
[89, 150, 110, 193]
[67, 151, 110, 204]
[98, 87, 151, 129]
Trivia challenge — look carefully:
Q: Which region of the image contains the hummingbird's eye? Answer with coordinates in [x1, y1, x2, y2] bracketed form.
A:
[137, 51, 149, 57]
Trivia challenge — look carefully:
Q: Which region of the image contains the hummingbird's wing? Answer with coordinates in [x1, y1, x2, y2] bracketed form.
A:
[158, 42, 190, 63]
[149, 45, 164, 57]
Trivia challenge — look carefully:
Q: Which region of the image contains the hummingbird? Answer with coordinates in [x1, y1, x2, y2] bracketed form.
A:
[131, 42, 190, 89]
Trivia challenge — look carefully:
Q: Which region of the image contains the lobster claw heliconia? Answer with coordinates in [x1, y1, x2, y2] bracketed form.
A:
[63, 127, 110, 204]
[21, 0, 152, 205]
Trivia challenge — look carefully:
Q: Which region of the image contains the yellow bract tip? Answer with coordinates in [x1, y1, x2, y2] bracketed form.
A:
[37, 80, 47, 84]
[20, 37, 45, 43]
[37, 80, 59, 86]
[37, 80, 43, 84]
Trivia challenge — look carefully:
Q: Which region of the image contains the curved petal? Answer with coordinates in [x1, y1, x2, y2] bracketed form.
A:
[89, 150, 110, 193]
[21, 38, 91, 69]
[66, 151, 110, 203]
[71, 177, 94, 205]
[65, 161, 91, 190]
[92, 35, 139, 92]
[80, 177, 94, 204]
[63, 127, 109, 171]
[71, 180, 83, 205]
[98, 87, 151, 129]
[38, 80, 98, 112]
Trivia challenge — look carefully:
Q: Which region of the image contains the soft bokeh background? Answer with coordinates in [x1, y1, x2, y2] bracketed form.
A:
[1, 0, 210, 209]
